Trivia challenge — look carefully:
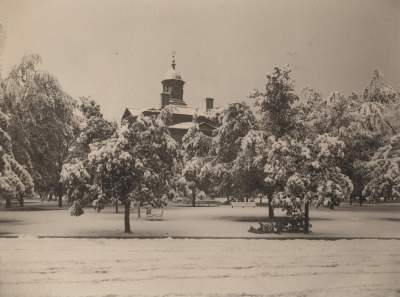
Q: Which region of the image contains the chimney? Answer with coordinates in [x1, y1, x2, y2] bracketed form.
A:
[206, 97, 214, 111]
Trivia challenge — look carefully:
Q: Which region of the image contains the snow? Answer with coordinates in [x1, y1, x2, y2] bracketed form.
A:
[60, 161, 89, 183]
[126, 107, 156, 118]
[166, 105, 206, 117]
[1, 202, 399, 238]
[0, 238, 398, 297]
[168, 121, 195, 129]
[126, 105, 210, 118]
[0, 202, 399, 296]
[164, 67, 183, 80]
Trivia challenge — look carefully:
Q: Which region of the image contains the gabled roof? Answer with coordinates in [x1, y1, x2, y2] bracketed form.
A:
[124, 108, 149, 117]
[164, 105, 207, 117]
[198, 122, 217, 131]
[168, 122, 195, 130]
[123, 104, 211, 119]
[168, 121, 216, 131]
[122, 107, 160, 120]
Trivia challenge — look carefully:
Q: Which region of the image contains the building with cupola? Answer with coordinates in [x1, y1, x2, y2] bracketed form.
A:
[122, 54, 217, 141]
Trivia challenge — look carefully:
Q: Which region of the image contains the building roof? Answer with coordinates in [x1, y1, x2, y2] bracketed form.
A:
[164, 68, 183, 81]
[168, 122, 195, 130]
[166, 105, 206, 117]
[163, 53, 184, 81]
[124, 104, 209, 118]
[169, 121, 217, 131]
[124, 108, 149, 118]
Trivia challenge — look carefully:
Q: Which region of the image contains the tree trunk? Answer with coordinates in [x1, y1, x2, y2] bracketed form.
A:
[115, 201, 118, 213]
[19, 197, 24, 207]
[304, 202, 310, 234]
[57, 182, 63, 208]
[137, 203, 141, 219]
[259, 195, 262, 204]
[5, 198, 11, 208]
[192, 190, 196, 207]
[268, 197, 274, 218]
[124, 200, 131, 233]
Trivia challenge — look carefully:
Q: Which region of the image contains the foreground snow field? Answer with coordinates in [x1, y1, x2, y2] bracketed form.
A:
[0, 238, 399, 297]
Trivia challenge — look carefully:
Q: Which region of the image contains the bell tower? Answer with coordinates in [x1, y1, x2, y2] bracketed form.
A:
[160, 53, 186, 108]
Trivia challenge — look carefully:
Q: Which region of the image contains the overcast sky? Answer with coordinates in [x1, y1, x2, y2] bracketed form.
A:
[0, 0, 399, 120]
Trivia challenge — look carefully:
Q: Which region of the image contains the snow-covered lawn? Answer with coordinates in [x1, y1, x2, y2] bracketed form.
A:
[0, 238, 399, 297]
[1, 203, 399, 296]
[0, 202, 399, 238]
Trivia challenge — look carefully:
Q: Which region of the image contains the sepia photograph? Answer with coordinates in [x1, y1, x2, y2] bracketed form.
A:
[0, 0, 399, 296]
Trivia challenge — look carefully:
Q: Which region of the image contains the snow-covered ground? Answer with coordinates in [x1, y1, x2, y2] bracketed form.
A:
[0, 238, 399, 297]
[0, 203, 399, 238]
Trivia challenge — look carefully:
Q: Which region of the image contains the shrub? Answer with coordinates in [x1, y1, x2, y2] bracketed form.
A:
[70, 200, 84, 216]
[248, 215, 311, 234]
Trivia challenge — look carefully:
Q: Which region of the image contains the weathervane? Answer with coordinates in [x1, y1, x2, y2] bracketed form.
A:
[171, 51, 176, 70]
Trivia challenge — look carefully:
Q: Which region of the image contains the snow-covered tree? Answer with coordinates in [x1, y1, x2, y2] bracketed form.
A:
[347, 70, 400, 201]
[301, 91, 363, 200]
[181, 123, 212, 206]
[60, 97, 116, 211]
[204, 102, 257, 199]
[232, 129, 268, 206]
[296, 87, 322, 134]
[60, 160, 92, 211]
[308, 91, 358, 136]
[302, 71, 400, 201]
[363, 134, 400, 202]
[88, 114, 178, 233]
[356, 70, 399, 137]
[0, 108, 34, 207]
[74, 98, 116, 156]
[384, 102, 400, 134]
[250, 66, 301, 138]
[265, 134, 353, 232]
[363, 70, 400, 105]
[1, 54, 78, 206]
[213, 103, 257, 162]
[247, 66, 306, 216]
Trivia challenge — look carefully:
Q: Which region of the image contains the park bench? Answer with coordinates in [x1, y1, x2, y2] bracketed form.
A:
[231, 201, 257, 208]
[144, 208, 164, 221]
